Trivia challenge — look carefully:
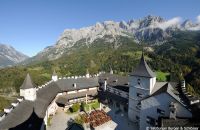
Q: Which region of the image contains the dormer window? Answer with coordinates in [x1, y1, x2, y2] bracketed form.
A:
[137, 79, 141, 85]
[137, 93, 143, 98]
[73, 83, 77, 88]
[157, 108, 165, 115]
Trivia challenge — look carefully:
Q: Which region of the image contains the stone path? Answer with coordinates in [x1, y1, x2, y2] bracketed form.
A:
[47, 107, 77, 130]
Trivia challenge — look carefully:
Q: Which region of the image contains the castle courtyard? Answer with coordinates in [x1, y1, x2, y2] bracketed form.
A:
[47, 103, 138, 130]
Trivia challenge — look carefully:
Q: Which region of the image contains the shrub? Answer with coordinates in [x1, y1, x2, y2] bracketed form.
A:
[71, 103, 80, 113]
[74, 115, 84, 125]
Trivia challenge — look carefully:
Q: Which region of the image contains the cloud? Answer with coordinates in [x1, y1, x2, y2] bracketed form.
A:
[158, 17, 181, 30]
[197, 15, 200, 23]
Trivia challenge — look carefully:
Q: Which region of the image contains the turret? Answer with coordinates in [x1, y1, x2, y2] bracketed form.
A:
[52, 70, 58, 81]
[86, 69, 90, 78]
[20, 73, 37, 101]
[130, 51, 156, 94]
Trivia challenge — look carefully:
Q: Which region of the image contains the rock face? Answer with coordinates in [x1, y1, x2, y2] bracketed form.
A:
[32, 15, 200, 61]
[0, 44, 28, 67]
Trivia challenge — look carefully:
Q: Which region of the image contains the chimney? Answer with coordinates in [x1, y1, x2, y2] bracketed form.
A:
[169, 102, 176, 120]
[181, 80, 185, 89]
[104, 80, 107, 91]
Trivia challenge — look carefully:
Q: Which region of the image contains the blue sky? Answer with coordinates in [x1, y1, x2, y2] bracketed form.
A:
[0, 0, 200, 56]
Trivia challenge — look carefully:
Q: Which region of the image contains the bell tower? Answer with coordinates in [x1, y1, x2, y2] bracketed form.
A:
[128, 52, 156, 122]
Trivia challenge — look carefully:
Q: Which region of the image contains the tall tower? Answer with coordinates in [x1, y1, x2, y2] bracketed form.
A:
[52, 70, 58, 81]
[128, 52, 156, 122]
[20, 73, 37, 101]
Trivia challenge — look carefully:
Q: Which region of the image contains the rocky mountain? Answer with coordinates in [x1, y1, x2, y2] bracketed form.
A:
[29, 15, 200, 62]
[0, 44, 29, 67]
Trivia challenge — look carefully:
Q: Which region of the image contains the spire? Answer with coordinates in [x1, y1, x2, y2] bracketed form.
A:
[130, 51, 156, 78]
[110, 67, 113, 74]
[52, 69, 57, 76]
[20, 73, 36, 89]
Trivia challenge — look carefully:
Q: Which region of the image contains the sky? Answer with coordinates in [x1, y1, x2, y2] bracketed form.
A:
[0, 0, 200, 57]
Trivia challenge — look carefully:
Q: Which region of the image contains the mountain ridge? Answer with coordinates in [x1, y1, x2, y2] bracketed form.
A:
[0, 43, 29, 68]
[28, 15, 200, 62]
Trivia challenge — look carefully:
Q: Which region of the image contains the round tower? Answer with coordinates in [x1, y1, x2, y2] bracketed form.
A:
[20, 73, 37, 101]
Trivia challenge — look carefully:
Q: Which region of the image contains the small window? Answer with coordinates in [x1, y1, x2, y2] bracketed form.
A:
[136, 102, 141, 110]
[157, 108, 165, 115]
[137, 79, 141, 85]
[137, 93, 143, 98]
[136, 115, 140, 120]
[146, 116, 156, 126]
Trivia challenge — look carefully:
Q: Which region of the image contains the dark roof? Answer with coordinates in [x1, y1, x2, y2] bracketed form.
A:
[130, 53, 156, 78]
[98, 91, 128, 105]
[99, 73, 129, 87]
[20, 73, 36, 89]
[66, 123, 84, 130]
[142, 82, 190, 111]
[34, 82, 61, 118]
[52, 70, 57, 76]
[56, 77, 99, 91]
[151, 82, 169, 97]
[113, 86, 129, 92]
[0, 100, 33, 129]
[0, 77, 100, 129]
[0, 112, 5, 117]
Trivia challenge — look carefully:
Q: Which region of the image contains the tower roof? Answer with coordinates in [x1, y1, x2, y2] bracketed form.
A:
[52, 70, 57, 76]
[20, 73, 36, 89]
[130, 52, 156, 78]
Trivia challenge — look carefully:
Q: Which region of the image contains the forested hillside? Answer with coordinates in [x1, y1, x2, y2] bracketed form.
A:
[0, 31, 200, 110]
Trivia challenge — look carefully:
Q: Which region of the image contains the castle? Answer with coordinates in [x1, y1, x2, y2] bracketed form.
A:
[0, 53, 199, 130]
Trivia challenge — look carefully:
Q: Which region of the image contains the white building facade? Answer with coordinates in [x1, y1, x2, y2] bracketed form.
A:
[128, 53, 156, 122]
